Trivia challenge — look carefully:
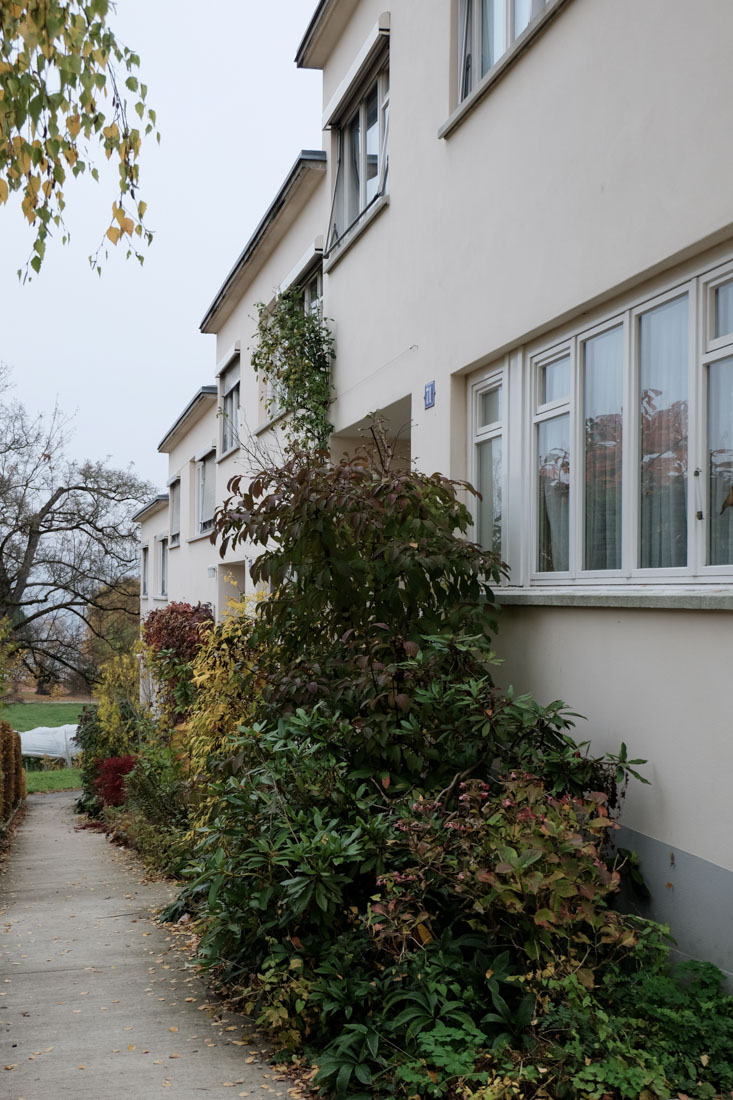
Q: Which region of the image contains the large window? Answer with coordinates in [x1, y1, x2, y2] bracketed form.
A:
[471, 258, 733, 585]
[197, 451, 216, 535]
[458, 0, 549, 101]
[220, 356, 240, 454]
[327, 55, 389, 252]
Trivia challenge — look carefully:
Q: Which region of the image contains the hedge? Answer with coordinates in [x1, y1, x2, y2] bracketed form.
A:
[0, 720, 25, 826]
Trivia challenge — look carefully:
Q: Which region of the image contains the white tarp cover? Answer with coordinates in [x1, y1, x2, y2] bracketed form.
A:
[20, 725, 79, 766]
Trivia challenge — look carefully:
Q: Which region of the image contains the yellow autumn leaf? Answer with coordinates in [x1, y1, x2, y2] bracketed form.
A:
[416, 923, 432, 944]
[67, 113, 81, 138]
[106, 225, 121, 244]
[0, 180, 8, 204]
[102, 122, 119, 142]
[121, 216, 135, 236]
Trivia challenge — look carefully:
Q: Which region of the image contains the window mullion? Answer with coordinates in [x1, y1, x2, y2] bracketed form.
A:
[570, 337, 582, 579]
[689, 280, 704, 573]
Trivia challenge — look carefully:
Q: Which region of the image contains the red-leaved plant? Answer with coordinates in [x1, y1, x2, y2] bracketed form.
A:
[93, 755, 138, 807]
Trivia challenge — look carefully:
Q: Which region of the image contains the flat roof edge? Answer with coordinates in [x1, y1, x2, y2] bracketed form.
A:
[157, 386, 217, 453]
[132, 494, 168, 523]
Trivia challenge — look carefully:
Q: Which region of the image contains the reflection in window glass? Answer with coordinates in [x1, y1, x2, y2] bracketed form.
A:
[708, 356, 733, 565]
[583, 327, 623, 570]
[365, 85, 379, 206]
[477, 437, 502, 555]
[481, 0, 506, 74]
[541, 355, 570, 404]
[715, 281, 733, 340]
[347, 113, 361, 225]
[514, 0, 532, 38]
[538, 414, 570, 571]
[480, 386, 502, 426]
[639, 296, 688, 568]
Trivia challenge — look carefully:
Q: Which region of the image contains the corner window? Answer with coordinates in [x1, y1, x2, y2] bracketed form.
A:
[196, 451, 216, 535]
[158, 537, 168, 597]
[141, 545, 149, 597]
[327, 55, 389, 252]
[220, 356, 240, 454]
[169, 479, 181, 547]
[458, 0, 551, 102]
[472, 374, 504, 557]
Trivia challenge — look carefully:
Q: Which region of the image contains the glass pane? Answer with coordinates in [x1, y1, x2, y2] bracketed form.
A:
[538, 414, 570, 571]
[514, 0, 532, 39]
[459, 0, 473, 99]
[170, 480, 181, 535]
[715, 281, 733, 340]
[541, 355, 570, 404]
[477, 437, 502, 555]
[639, 296, 688, 568]
[201, 457, 216, 528]
[481, 0, 506, 73]
[708, 356, 733, 564]
[365, 85, 379, 206]
[583, 327, 623, 570]
[347, 113, 360, 223]
[479, 385, 502, 427]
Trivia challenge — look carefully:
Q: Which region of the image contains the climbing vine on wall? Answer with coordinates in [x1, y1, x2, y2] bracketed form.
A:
[251, 287, 334, 451]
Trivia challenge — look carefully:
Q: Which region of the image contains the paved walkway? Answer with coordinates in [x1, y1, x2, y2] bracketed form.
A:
[1, 792, 296, 1099]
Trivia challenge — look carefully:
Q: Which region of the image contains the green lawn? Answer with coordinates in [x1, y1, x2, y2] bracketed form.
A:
[25, 767, 82, 793]
[1, 701, 89, 732]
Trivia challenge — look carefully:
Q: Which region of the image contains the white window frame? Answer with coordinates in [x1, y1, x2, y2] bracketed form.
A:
[168, 477, 181, 548]
[326, 51, 389, 255]
[141, 544, 149, 597]
[469, 253, 733, 590]
[220, 359, 241, 455]
[196, 450, 216, 535]
[458, 0, 548, 102]
[470, 367, 506, 560]
[157, 536, 168, 598]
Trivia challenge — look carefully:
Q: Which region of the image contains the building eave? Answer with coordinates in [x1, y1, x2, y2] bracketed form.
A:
[132, 494, 168, 524]
[199, 151, 327, 335]
[296, 0, 359, 69]
[157, 386, 217, 454]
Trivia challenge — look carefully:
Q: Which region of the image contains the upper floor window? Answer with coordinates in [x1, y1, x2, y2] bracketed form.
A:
[158, 537, 168, 597]
[169, 479, 181, 547]
[304, 267, 323, 316]
[327, 54, 389, 252]
[141, 545, 149, 597]
[458, 0, 549, 102]
[220, 356, 240, 454]
[196, 451, 216, 535]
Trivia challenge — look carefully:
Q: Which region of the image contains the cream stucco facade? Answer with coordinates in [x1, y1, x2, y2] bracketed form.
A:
[137, 0, 733, 978]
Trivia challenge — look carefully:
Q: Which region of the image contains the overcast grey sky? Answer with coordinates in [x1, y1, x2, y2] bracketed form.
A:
[0, 0, 323, 488]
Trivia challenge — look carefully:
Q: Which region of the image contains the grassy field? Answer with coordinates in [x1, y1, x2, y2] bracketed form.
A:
[25, 768, 82, 793]
[0, 701, 89, 731]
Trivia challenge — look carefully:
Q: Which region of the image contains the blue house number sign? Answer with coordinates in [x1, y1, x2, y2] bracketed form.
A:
[424, 381, 436, 409]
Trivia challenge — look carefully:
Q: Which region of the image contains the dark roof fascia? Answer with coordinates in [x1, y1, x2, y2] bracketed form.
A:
[296, 0, 332, 67]
[199, 151, 327, 335]
[157, 386, 217, 454]
[132, 494, 168, 524]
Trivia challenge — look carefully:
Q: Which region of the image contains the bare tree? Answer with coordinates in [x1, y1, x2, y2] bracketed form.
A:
[0, 368, 154, 685]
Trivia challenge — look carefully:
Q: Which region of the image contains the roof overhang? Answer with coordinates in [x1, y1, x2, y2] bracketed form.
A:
[200, 151, 327, 335]
[132, 494, 168, 524]
[157, 386, 217, 454]
[296, 0, 360, 69]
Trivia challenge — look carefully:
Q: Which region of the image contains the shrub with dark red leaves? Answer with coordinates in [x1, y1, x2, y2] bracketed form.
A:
[142, 602, 214, 662]
[93, 755, 138, 807]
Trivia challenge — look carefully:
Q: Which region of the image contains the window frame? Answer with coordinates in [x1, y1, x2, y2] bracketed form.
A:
[326, 49, 389, 257]
[168, 477, 181, 548]
[157, 536, 168, 598]
[220, 356, 241, 456]
[470, 255, 733, 591]
[469, 365, 506, 561]
[196, 450, 216, 536]
[141, 544, 149, 597]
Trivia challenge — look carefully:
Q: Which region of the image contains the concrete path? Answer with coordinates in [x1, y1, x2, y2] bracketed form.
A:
[1, 792, 298, 1099]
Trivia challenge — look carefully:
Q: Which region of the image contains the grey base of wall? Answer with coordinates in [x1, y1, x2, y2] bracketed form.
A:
[615, 825, 733, 987]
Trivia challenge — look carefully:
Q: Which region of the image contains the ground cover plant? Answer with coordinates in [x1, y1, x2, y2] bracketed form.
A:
[165, 447, 733, 1100]
[25, 768, 82, 793]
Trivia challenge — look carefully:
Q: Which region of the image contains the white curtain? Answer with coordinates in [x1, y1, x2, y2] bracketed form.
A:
[708, 356, 733, 564]
[538, 414, 570, 571]
[584, 326, 623, 569]
[639, 296, 688, 568]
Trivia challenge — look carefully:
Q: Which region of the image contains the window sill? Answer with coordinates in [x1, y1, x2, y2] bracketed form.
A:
[169, 539, 180, 551]
[323, 193, 389, 273]
[217, 445, 239, 463]
[187, 531, 214, 544]
[496, 586, 733, 611]
[254, 410, 287, 436]
[153, 595, 168, 602]
[439, 0, 571, 141]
